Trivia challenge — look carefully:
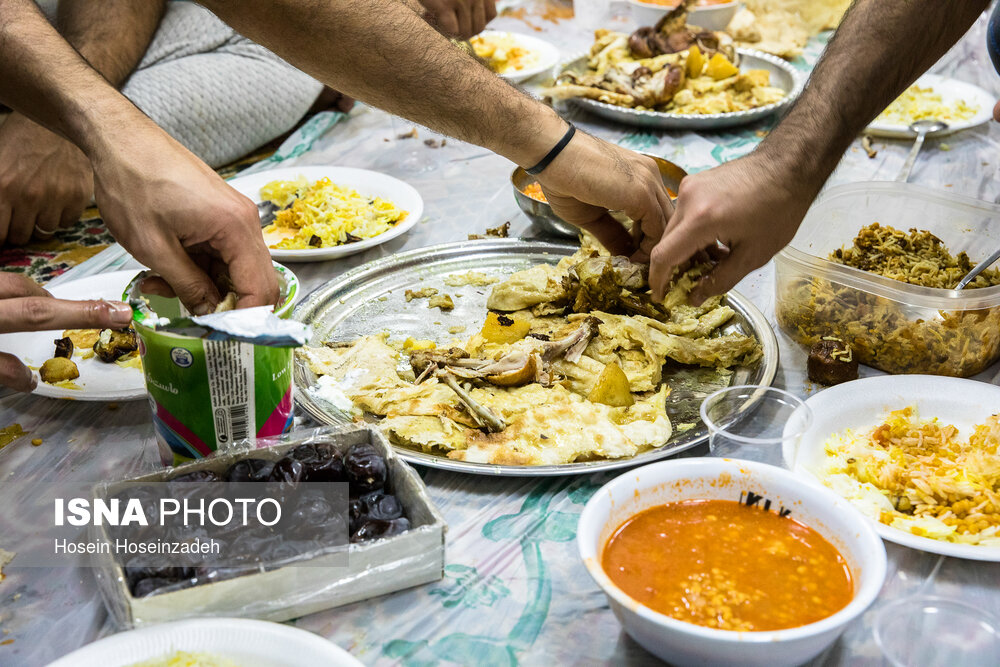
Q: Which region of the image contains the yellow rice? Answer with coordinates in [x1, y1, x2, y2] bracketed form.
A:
[260, 175, 406, 250]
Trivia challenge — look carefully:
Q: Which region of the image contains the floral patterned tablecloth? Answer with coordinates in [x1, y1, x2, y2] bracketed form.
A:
[2, 3, 1000, 666]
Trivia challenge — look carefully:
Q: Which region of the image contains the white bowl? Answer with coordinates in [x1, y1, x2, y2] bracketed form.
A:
[628, 0, 741, 32]
[577, 458, 887, 667]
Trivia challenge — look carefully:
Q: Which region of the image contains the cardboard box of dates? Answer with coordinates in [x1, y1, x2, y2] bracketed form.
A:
[91, 425, 446, 628]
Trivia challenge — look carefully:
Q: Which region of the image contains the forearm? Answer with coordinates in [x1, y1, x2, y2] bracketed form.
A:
[57, 0, 165, 86]
[198, 0, 565, 167]
[0, 0, 152, 156]
[760, 0, 988, 188]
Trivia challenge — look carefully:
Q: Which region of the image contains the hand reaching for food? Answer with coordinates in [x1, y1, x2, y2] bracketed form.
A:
[534, 131, 674, 261]
[0, 273, 133, 392]
[89, 120, 279, 315]
[647, 151, 818, 303]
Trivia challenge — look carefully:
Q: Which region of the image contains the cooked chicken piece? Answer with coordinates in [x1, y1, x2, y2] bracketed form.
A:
[542, 83, 636, 107]
[433, 368, 506, 432]
[93, 328, 138, 363]
[53, 337, 74, 359]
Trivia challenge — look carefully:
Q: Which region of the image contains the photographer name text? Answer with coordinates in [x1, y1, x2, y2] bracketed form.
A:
[54, 537, 220, 555]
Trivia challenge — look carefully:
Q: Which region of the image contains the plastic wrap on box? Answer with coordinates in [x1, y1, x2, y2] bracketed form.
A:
[91, 425, 446, 628]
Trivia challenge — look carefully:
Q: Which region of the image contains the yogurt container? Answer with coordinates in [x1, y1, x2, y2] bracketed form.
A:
[125, 263, 302, 465]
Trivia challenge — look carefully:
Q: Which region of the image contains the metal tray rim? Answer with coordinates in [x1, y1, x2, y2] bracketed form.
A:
[556, 48, 804, 129]
[293, 239, 779, 476]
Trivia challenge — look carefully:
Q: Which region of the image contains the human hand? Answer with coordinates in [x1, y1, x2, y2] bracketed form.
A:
[648, 152, 818, 303]
[535, 132, 673, 259]
[419, 0, 497, 39]
[0, 272, 133, 392]
[0, 113, 93, 246]
[88, 121, 278, 314]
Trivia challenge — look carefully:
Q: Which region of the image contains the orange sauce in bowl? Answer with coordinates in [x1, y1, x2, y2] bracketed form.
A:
[522, 181, 548, 203]
[521, 181, 676, 203]
[602, 499, 853, 632]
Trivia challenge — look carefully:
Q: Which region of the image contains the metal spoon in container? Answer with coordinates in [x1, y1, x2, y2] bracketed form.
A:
[895, 119, 948, 183]
[955, 247, 1000, 290]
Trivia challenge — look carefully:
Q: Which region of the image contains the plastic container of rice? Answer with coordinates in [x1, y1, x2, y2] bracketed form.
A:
[775, 182, 1000, 377]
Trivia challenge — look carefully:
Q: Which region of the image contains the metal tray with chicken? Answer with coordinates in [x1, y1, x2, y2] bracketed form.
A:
[293, 240, 777, 476]
[545, 0, 801, 129]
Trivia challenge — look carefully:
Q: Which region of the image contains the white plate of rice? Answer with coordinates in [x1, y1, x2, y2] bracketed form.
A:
[791, 375, 1000, 561]
[866, 74, 995, 138]
[228, 166, 423, 263]
[471, 30, 561, 83]
[46, 617, 362, 667]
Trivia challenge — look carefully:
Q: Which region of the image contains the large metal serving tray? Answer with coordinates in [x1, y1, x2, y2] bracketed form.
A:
[558, 48, 803, 130]
[293, 239, 778, 476]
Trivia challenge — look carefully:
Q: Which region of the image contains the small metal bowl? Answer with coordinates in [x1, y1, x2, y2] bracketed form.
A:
[511, 155, 687, 239]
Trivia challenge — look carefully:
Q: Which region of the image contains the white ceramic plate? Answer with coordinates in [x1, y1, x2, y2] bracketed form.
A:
[866, 74, 995, 138]
[46, 617, 362, 667]
[228, 166, 423, 263]
[792, 375, 1000, 562]
[475, 30, 560, 83]
[0, 271, 146, 402]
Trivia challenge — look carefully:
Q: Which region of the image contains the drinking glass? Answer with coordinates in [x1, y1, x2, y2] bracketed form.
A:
[874, 595, 1000, 667]
[700, 385, 812, 468]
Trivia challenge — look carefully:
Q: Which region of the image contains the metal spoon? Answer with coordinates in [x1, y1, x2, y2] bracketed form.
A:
[257, 200, 277, 228]
[895, 119, 949, 183]
[955, 247, 1000, 290]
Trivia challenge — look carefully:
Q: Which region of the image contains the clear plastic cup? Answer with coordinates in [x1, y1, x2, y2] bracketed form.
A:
[874, 595, 1000, 667]
[700, 385, 813, 468]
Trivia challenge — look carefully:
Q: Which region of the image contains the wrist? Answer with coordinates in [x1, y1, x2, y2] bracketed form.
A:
[69, 95, 149, 162]
[753, 129, 838, 199]
[490, 107, 569, 168]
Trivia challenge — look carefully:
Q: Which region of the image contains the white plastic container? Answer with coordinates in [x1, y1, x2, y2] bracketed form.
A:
[577, 458, 887, 667]
[775, 182, 1000, 377]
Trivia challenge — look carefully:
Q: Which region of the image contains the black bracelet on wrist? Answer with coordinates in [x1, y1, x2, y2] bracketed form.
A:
[524, 124, 576, 176]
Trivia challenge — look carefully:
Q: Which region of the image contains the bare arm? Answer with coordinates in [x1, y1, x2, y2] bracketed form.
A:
[650, 0, 990, 300]
[198, 0, 672, 257]
[57, 0, 165, 85]
[759, 0, 989, 197]
[0, 0, 276, 311]
[0, 0, 166, 245]
[200, 0, 563, 167]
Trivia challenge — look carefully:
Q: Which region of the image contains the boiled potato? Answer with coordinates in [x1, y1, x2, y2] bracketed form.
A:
[403, 338, 436, 351]
[39, 357, 80, 384]
[588, 362, 634, 407]
[705, 53, 739, 80]
[481, 311, 530, 344]
[686, 45, 705, 78]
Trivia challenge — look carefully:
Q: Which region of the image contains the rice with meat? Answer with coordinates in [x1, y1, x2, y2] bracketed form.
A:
[776, 223, 1000, 376]
[830, 223, 1000, 290]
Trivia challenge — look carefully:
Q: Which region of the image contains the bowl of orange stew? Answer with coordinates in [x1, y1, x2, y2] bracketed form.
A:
[577, 458, 886, 667]
[510, 155, 685, 239]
